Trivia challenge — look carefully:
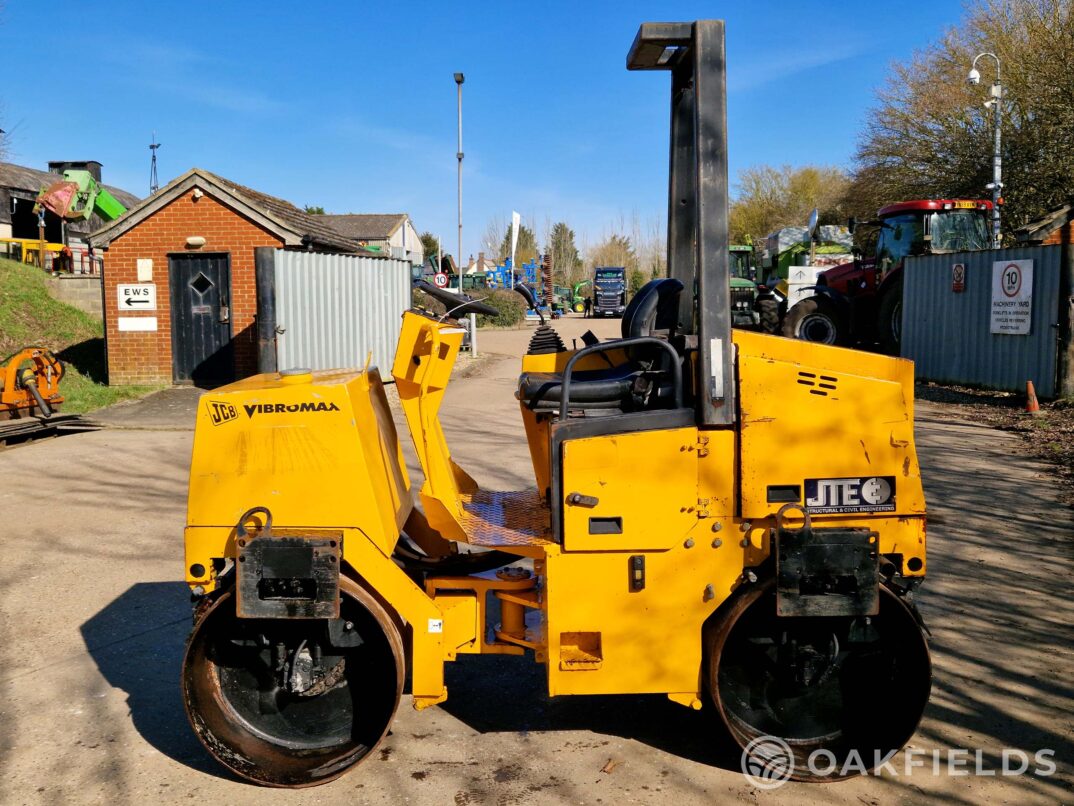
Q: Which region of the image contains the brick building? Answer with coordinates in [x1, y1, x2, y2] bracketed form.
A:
[90, 168, 372, 386]
[1016, 203, 1074, 246]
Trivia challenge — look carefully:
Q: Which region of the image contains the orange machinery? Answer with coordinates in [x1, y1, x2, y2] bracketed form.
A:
[0, 347, 64, 419]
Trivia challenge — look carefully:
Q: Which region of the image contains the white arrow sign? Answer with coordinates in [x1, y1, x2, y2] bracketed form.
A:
[117, 283, 157, 311]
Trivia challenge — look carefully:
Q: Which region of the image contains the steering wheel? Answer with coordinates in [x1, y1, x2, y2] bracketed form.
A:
[414, 280, 499, 318]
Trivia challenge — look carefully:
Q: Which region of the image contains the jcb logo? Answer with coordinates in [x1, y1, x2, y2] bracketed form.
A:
[208, 401, 237, 426]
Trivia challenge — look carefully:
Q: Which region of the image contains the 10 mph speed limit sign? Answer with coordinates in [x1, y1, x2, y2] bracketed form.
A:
[433, 272, 449, 288]
[990, 259, 1033, 335]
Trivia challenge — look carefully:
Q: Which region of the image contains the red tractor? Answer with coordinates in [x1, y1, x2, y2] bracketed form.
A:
[782, 199, 993, 353]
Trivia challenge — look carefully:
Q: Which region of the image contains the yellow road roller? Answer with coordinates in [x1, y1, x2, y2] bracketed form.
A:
[181, 20, 931, 787]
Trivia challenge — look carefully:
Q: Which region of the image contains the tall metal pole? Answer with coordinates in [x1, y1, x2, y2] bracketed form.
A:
[455, 73, 464, 282]
[990, 79, 1003, 248]
[149, 131, 161, 195]
[971, 53, 1002, 247]
[453, 72, 476, 356]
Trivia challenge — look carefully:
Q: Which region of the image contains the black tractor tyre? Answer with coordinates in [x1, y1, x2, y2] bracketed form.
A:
[757, 297, 781, 334]
[782, 297, 846, 345]
[877, 278, 904, 355]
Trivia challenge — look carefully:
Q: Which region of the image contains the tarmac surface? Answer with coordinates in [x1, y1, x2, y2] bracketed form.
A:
[0, 313, 1071, 805]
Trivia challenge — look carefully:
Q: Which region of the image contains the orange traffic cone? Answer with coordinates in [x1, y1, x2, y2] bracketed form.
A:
[1025, 380, 1041, 415]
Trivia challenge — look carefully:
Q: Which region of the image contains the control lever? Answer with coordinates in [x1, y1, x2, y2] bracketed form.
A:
[514, 284, 545, 325]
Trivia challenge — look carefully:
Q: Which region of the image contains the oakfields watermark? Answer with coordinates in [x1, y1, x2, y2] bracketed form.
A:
[741, 734, 1058, 790]
[741, 736, 795, 790]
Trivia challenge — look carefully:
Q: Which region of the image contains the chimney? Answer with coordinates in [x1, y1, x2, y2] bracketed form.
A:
[477, 251, 485, 272]
[48, 160, 103, 183]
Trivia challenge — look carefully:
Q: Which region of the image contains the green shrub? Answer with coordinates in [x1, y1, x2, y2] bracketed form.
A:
[473, 289, 525, 328]
[411, 285, 526, 328]
[411, 287, 446, 316]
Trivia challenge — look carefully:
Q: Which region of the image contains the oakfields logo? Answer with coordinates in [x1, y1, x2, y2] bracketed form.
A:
[741, 735, 1058, 790]
[244, 401, 341, 417]
[208, 401, 237, 426]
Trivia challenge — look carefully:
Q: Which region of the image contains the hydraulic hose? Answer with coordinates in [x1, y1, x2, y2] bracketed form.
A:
[18, 368, 51, 417]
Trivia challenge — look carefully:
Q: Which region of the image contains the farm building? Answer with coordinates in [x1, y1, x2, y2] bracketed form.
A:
[1016, 202, 1074, 246]
[89, 167, 384, 386]
[321, 213, 423, 264]
[0, 160, 138, 270]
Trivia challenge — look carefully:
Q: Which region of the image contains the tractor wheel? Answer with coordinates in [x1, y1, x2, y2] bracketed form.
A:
[181, 576, 404, 787]
[877, 278, 903, 355]
[705, 579, 931, 781]
[757, 298, 781, 334]
[782, 297, 845, 345]
[573, 302, 584, 314]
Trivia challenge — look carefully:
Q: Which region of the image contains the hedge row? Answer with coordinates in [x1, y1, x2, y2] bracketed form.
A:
[410, 287, 526, 328]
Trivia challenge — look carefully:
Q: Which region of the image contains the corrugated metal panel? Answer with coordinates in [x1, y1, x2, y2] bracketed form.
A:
[902, 245, 1063, 397]
[273, 250, 410, 373]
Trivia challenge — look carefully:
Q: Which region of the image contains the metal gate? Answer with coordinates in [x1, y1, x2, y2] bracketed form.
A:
[255, 248, 411, 374]
[168, 253, 234, 384]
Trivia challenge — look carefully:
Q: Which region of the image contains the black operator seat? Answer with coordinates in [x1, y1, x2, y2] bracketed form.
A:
[517, 278, 685, 412]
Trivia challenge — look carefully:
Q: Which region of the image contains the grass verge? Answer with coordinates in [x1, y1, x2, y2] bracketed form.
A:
[0, 258, 162, 414]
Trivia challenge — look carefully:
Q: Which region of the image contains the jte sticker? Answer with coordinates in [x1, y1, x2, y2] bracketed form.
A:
[804, 476, 896, 514]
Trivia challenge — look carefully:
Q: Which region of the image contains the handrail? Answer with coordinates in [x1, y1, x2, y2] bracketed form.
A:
[558, 337, 683, 420]
[413, 320, 442, 482]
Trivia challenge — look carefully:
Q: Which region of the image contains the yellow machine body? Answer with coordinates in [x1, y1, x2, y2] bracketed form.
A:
[180, 21, 930, 788]
[186, 366, 412, 566]
[184, 312, 926, 710]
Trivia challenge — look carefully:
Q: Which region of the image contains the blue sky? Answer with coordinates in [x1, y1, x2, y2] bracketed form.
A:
[2, 1, 967, 258]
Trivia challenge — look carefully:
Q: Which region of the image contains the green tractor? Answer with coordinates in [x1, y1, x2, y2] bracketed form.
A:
[729, 244, 762, 329]
[554, 279, 592, 314]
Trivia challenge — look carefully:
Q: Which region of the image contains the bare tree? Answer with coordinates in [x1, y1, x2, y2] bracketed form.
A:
[587, 233, 637, 272]
[636, 214, 667, 279]
[851, 0, 1074, 236]
[482, 215, 508, 262]
[729, 164, 850, 249]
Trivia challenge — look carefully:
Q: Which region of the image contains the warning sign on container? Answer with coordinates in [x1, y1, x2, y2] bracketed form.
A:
[990, 259, 1033, 335]
[951, 263, 966, 293]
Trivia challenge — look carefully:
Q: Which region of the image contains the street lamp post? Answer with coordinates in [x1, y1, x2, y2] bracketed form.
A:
[454, 72, 464, 284]
[453, 72, 477, 356]
[968, 52, 1003, 247]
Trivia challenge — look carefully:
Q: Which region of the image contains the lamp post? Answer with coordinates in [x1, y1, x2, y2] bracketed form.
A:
[968, 52, 1002, 247]
[453, 72, 477, 355]
[454, 72, 464, 285]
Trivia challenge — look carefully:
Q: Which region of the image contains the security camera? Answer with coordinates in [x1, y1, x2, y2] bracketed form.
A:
[967, 67, 981, 85]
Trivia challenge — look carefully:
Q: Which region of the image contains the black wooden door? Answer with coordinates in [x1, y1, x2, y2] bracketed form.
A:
[168, 253, 234, 384]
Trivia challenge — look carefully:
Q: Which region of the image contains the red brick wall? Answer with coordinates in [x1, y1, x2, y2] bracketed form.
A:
[1042, 222, 1071, 246]
[102, 189, 283, 385]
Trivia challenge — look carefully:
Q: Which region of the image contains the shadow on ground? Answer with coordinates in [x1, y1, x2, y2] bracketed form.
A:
[440, 651, 744, 773]
[79, 582, 743, 784]
[93, 387, 204, 428]
[57, 337, 107, 383]
[79, 581, 235, 782]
